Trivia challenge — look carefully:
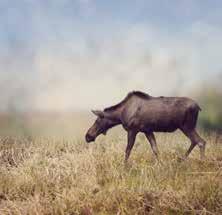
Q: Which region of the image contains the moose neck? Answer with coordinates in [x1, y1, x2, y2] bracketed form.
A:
[104, 106, 122, 124]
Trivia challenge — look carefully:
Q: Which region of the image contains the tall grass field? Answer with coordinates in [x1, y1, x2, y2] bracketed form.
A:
[0, 113, 221, 214]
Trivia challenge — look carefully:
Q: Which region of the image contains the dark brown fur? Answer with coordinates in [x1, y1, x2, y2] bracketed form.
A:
[86, 91, 206, 162]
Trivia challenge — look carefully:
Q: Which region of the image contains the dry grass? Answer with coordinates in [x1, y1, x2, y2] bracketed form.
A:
[0, 131, 221, 215]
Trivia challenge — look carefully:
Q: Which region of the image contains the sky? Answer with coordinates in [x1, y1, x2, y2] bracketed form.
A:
[0, 0, 222, 111]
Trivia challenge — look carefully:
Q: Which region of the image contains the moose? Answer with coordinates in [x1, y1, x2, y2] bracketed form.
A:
[85, 91, 206, 162]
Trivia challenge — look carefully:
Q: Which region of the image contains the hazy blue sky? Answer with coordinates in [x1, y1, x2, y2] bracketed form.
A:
[0, 0, 222, 111]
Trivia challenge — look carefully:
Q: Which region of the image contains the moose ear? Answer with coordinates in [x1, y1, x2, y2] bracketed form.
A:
[91, 110, 104, 118]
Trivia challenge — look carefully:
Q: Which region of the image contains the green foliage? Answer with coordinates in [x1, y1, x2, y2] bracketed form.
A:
[198, 88, 222, 131]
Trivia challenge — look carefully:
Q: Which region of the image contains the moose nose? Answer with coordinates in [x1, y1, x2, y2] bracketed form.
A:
[85, 134, 94, 143]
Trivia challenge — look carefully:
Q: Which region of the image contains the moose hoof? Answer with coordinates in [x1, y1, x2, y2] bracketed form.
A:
[177, 156, 187, 163]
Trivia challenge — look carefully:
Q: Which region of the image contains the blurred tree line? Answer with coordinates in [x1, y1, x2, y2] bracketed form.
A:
[197, 87, 222, 132]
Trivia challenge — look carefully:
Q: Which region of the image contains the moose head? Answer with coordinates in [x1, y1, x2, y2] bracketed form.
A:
[85, 110, 119, 142]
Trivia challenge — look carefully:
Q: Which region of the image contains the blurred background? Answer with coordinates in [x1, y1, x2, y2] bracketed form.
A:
[0, 0, 221, 137]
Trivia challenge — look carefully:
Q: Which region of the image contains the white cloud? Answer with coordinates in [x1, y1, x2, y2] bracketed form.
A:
[0, 19, 222, 111]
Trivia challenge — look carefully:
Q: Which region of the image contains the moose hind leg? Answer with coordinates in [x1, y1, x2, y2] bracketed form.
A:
[182, 129, 206, 159]
[195, 131, 206, 159]
[184, 142, 197, 158]
[145, 132, 159, 159]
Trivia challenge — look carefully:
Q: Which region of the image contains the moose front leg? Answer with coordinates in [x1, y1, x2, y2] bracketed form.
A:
[145, 132, 159, 159]
[125, 130, 137, 163]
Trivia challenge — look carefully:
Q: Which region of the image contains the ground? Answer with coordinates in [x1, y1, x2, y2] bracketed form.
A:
[0, 130, 221, 214]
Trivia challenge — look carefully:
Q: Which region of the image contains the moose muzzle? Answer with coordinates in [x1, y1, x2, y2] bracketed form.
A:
[85, 133, 95, 143]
